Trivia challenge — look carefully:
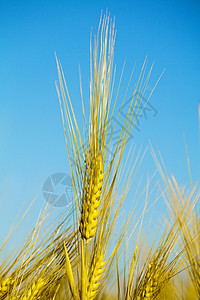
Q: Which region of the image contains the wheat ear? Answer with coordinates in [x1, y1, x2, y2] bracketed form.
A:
[142, 263, 160, 299]
[22, 278, 44, 300]
[0, 277, 14, 298]
[80, 153, 104, 241]
[87, 253, 107, 300]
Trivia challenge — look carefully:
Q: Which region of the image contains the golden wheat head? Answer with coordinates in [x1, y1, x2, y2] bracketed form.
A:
[80, 153, 104, 240]
[0, 277, 14, 298]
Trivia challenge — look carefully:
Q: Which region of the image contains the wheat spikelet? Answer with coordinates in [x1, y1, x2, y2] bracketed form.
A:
[22, 277, 44, 300]
[0, 277, 14, 298]
[80, 153, 104, 240]
[87, 253, 107, 300]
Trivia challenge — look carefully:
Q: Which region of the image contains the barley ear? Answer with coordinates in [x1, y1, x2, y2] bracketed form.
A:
[80, 153, 104, 241]
[22, 277, 44, 300]
[142, 263, 160, 299]
[87, 253, 107, 300]
[0, 277, 14, 297]
[64, 242, 79, 300]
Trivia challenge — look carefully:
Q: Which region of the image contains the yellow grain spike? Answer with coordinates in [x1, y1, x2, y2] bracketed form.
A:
[142, 264, 160, 299]
[22, 277, 44, 300]
[80, 153, 104, 240]
[87, 253, 107, 300]
[0, 277, 14, 297]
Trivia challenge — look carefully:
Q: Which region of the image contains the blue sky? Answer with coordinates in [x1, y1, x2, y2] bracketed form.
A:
[0, 0, 200, 247]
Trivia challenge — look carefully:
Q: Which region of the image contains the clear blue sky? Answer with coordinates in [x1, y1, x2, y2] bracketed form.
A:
[0, 0, 200, 247]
